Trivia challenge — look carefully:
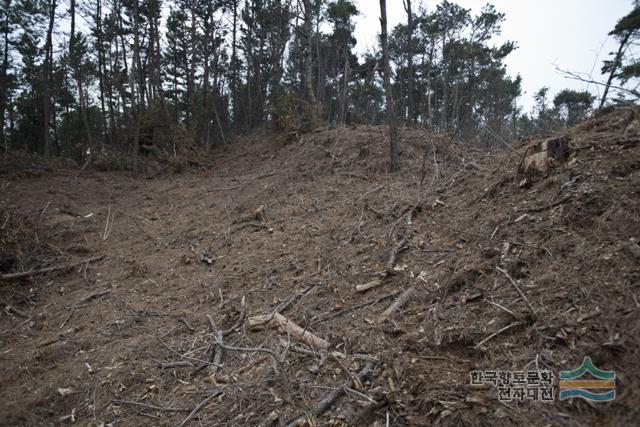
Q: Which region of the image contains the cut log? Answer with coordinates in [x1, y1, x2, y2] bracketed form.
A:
[248, 313, 329, 351]
[380, 287, 415, 321]
[356, 277, 384, 293]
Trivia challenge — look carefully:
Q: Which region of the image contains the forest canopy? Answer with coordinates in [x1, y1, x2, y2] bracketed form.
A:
[0, 0, 637, 161]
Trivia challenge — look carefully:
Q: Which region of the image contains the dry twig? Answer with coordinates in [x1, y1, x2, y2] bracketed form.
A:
[495, 267, 536, 316]
[1, 255, 104, 281]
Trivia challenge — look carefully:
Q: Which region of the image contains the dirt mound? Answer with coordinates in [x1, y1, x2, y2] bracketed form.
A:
[0, 108, 639, 426]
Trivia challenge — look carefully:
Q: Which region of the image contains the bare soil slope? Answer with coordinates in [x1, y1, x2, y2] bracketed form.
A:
[1, 107, 639, 426]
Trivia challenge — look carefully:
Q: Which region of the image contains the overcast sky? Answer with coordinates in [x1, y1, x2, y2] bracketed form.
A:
[353, 0, 635, 112]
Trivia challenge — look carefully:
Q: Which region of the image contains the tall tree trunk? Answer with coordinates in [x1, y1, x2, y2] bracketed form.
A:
[1, 0, 10, 151]
[440, 34, 449, 131]
[106, 38, 116, 145]
[153, 7, 166, 115]
[70, 0, 94, 157]
[95, 0, 107, 146]
[187, 0, 197, 127]
[231, 0, 238, 132]
[599, 30, 632, 109]
[203, 0, 212, 150]
[303, 0, 318, 127]
[380, 0, 399, 171]
[132, 0, 141, 160]
[42, 0, 56, 157]
[404, 0, 414, 124]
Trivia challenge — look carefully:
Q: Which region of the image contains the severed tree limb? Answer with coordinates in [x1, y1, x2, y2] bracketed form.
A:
[193, 299, 246, 375]
[159, 361, 193, 369]
[248, 313, 329, 351]
[385, 236, 408, 271]
[207, 315, 224, 374]
[70, 289, 111, 308]
[274, 284, 317, 315]
[356, 277, 384, 293]
[356, 236, 408, 292]
[380, 286, 415, 321]
[310, 290, 402, 326]
[0, 255, 104, 281]
[177, 391, 223, 427]
[221, 296, 246, 335]
[495, 267, 536, 316]
[213, 340, 284, 372]
[286, 361, 376, 427]
[475, 321, 524, 349]
[112, 399, 191, 413]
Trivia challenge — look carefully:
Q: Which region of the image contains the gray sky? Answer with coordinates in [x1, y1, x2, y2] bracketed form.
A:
[353, 0, 636, 112]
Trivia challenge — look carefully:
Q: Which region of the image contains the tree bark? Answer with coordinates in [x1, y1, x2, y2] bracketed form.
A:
[303, 0, 319, 127]
[187, 0, 197, 127]
[231, 0, 238, 132]
[404, 0, 414, 124]
[1, 0, 10, 151]
[69, 0, 94, 157]
[132, 0, 141, 161]
[42, 0, 56, 157]
[380, 0, 399, 171]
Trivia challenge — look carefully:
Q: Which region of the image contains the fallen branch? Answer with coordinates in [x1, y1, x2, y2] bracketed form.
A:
[213, 340, 284, 372]
[356, 236, 408, 292]
[221, 296, 246, 335]
[249, 313, 329, 351]
[475, 321, 524, 349]
[4, 305, 29, 319]
[286, 361, 376, 427]
[112, 400, 191, 413]
[385, 236, 408, 271]
[495, 267, 536, 316]
[380, 287, 416, 321]
[159, 361, 193, 369]
[337, 171, 369, 180]
[0, 255, 104, 281]
[208, 185, 242, 192]
[133, 214, 167, 233]
[274, 284, 317, 315]
[207, 315, 224, 374]
[355, 277, 384, 293]
[177, 391, 223, 427]
[429, 217, 552, 257]
[310, 290, 401, 326]
[70, 289, 111, 309]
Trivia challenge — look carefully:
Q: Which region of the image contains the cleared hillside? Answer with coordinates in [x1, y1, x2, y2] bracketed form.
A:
[1, 107, 639, 426]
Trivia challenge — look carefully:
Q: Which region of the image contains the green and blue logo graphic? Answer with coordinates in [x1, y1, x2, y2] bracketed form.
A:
[559, 357, 615, 402]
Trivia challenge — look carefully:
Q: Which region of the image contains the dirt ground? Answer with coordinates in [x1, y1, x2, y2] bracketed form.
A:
[1, 107, 639, 426]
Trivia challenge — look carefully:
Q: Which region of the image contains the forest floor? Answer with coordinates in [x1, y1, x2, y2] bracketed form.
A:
[1, 107, 639, 426]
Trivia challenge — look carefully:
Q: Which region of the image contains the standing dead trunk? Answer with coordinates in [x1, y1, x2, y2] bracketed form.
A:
[379, 0, 399, 171]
